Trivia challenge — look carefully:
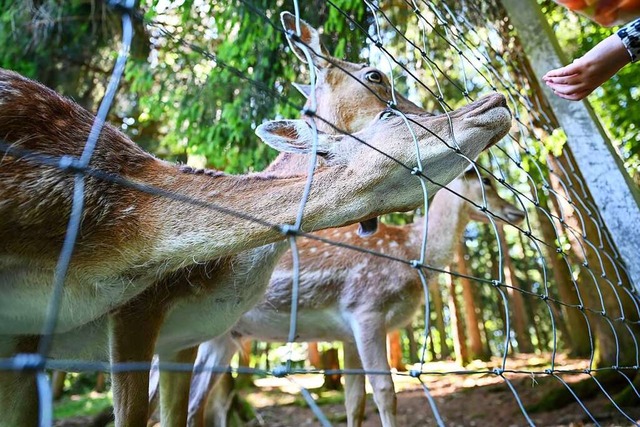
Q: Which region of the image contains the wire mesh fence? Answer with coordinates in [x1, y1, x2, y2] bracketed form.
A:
[0, 0, 638, 426]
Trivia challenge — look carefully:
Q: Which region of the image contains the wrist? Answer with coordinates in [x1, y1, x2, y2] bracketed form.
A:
[590, 34, 633, 69]
[617, 19, 640, 62]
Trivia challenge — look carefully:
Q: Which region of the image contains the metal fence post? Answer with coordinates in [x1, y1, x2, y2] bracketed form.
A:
[499, 0, 640, 290]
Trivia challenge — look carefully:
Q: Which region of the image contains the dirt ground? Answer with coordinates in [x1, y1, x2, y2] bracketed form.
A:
[56, 354, 640, 426]
[245, 377, 638, 427]
[239, 355, 640, 427]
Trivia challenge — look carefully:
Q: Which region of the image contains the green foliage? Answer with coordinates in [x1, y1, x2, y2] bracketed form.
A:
[54, 390, 112, 420]
[0, 0, 369, 173]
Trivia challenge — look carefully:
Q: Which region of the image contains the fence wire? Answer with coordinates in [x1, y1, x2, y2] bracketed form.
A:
[0, 0, 639, 426]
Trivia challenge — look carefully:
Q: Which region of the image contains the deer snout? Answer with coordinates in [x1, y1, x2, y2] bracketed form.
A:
[465, 93, 509, 119]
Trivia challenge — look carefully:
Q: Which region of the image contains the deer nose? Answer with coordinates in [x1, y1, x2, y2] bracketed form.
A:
[468, 93, 509, 118]
[486, 93, 508, 109]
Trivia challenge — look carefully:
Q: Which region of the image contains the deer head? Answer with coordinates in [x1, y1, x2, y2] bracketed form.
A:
[280, 11, 427, 134]
[257, 92, 511, 222]
[463, 168, 526, 224]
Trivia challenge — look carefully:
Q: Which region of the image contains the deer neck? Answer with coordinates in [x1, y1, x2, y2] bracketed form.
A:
[142, 159, 379, 273]
[408, 180, 470, 266]
[263, 152, 329, 177]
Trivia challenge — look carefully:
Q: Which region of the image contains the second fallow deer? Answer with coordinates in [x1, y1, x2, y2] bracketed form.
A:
[186, 168, 525, 427]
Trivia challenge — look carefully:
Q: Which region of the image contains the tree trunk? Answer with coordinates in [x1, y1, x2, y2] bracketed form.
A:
[429, 278, 451, 359]
[387, 331, 404, 371]
[427, 327, 436, 362]
[95, 372, 106, 393]
[446, 267, 469, 365]
[456, 241, 490, 361]
[308, 342, 322, 368]
[548, 152, 639, 367]
[535, 166, 591, 356]
[497, 225, 534, 353]
[405, 325, 420, 363]
[52, 371, 67, 400]
[515, 231, 546, 353]
[322, 348, 342, 391]
[489, 234, 510, 353]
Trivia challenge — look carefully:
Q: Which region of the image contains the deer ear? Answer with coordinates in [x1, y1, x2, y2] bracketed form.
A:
[280, 11, 330, 68]
[292, 82, 312, 98]
[256, 120, 336, 155]
[463, 165, 477, 176]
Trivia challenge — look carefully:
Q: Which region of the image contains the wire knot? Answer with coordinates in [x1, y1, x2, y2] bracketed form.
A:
[272, 365, 289, 378]
[301, 107, 316, 117]
[13, 353, 46, 371]
[411, 167, 421, 176]
[285, 29, 299, 41]
[280, 224, 299, 236]
[492, 368, 503, 375]
[58, 155, 84, 173]
[410, 260, 421, 269]
[409, 369, 421, 378]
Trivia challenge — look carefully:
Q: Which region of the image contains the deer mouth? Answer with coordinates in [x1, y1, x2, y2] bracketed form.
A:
[357, 217, 379, 237]
[463, 94, 512, 148]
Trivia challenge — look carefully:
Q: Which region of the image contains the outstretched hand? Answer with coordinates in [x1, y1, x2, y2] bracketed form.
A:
[543, 34, 631, 101]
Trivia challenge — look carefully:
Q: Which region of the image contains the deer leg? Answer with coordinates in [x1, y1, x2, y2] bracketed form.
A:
[0, 335, 39, 427]
[109, 308, 165, 427]
[351, 312, 397, 427]
[148, 356, 160, 425]
[157, 346, 198, 427]
[188, 334, 238, 427]
[343, 342, 366, 427]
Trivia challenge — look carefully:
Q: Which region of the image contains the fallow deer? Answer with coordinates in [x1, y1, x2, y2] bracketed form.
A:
[185, 168, 525, 427]
[0, 13, 509, 427]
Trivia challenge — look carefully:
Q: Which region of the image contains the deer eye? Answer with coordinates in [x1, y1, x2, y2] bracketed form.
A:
[482, 177, 492, 186]
[364, 70, 383, 84]
[380, 109, 395, 120]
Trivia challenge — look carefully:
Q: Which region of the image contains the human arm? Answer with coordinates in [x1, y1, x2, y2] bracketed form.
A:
[543, 17, 639, 101]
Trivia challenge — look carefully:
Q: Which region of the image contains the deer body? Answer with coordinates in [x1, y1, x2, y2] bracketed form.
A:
[187, 173, 525, 427]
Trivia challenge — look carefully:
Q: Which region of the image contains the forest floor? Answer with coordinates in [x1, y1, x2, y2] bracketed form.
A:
[227, 354, 640, 427]
[55, 354, 640, 427]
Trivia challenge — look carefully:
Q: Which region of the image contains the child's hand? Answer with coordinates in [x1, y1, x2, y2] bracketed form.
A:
[543, 34, 631, 101]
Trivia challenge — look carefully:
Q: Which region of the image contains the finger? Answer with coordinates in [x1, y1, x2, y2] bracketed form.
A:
[553, 89, 590, 101]
[545, 82, 587, 95]
[543, 62, 582, 79]
[544, 74, 580, 85]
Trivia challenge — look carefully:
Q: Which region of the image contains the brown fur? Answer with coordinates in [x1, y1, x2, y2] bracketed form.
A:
[0, 69, 152, 262]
